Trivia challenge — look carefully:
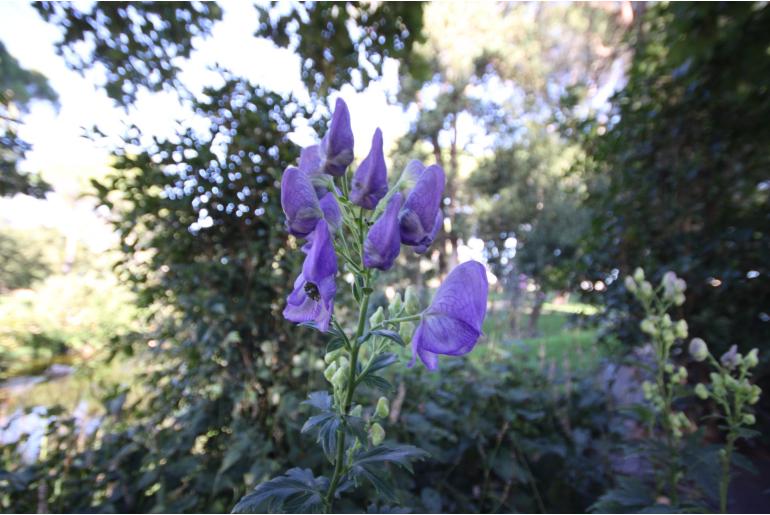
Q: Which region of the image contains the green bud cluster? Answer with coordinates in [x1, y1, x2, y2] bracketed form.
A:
[369, 422, 385, 446]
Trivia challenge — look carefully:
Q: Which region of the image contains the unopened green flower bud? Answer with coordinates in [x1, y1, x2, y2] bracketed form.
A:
[675, 278, 686, 293]
[399, 321, 415, 345]
[640, 318, 656, 335]
[324, 348, 345, 364]
[375, 396, 389, 418]
[389, 293, 403, 315]
[673, 293, 686, 306]
[662, 314, 672, 328]
[404, 287, 421, 315]
[662, 271, 677, 299]
[749, 385, 761, 405]
[624, 276, 637, 293]
[331, 367, 348, 390]
[350, 405, 363, 418]
[675, 320, 688, 339]
[665, 363, 674, 374]
[677, 366, 688, 383]
[640, 281, 653, 297]
[695, 383, 709, 400]
[743, 414, 756, 426]
[745, 348, 759, 368]
[324, 362, 338, 382]
[369, 306, 385, 327]
[689, 338, 708, 362]
[369, 422, 385, 446]
[634, 267, 645, 283]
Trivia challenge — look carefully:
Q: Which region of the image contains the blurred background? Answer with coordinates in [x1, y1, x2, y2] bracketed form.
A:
[1, 1, 768, 513]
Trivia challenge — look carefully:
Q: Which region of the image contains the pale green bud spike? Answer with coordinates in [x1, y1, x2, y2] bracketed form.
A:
[624, 276, 637, 293]
[404, 286, 421, 315]
[324, 348, 345, 364]
[640, 319, 656, 335]
[743, 414, 756, 426]
[695, 383, 709, 400]
[331, 367, 348, 390]
[369, 422, 385, 446]
[634, 267, 645, 283]
[399, 321, 415, 345]
[350, 405, 363, 418]
[324, 362, 338, 382]
[675, 320, 688, 339]
[375, 396, 389, 418]
[389, 293, 403, 316]
[746, 348, 759, 368]
[369, 306, 385, 327]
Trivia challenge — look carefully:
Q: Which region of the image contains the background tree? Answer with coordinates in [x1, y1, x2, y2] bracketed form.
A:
[394, 2, 629, 276]
[0, 41, 57, 197]
[573, 2, 770, 357]
[33, 1, 223, 106]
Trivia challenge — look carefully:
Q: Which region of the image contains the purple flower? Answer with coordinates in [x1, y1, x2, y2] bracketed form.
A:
[319, 192, 342, 232]
[281, 166, 322, 238]
[283, 219, 337, 332]
[350, 128, 387, 210]
[409, 260, 489, 370]
[413, 210, 443, 254]
[363, 193, 403, 270]
[399, 164, 445, 248]
[320, 98, 354, 176]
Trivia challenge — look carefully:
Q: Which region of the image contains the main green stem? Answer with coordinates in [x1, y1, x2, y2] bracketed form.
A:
[720, 431, 735, 513]
[323, 290, 369, 512]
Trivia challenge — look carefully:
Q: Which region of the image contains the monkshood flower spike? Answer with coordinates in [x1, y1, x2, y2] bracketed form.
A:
[410, 260, 489, 370]
[350, 128, 387, 209]
[282, 219, 337, 332]
[399, 163, 446, 248]
[319, 98, 354, 176]
[280, 166, 322, 238]
[240, 99, 488, 514]
[363, 192, 403, 270]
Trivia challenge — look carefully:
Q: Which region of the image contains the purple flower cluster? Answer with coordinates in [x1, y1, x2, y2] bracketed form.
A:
[280, 98, 488, 368]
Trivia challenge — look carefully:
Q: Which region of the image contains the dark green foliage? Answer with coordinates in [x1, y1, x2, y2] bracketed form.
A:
[231, 468, 329, 514]
[34, 1, 223, 106]
[256, 2, 427, 96]
[0, 228, 53, 291]
[573, 2, 770, 355]
[1, 78, 325, 513]
[386, 353, 616, 513]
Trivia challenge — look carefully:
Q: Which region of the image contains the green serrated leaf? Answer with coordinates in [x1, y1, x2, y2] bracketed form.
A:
[302, 412, 335, 434]
[303, 391, 332, 411]
[231, 468, 328, 514]
[352, 443, 429, 473]
[367, 353, 398, 374]
[360, 374, 393, 393]
[361, 329, 405, 347]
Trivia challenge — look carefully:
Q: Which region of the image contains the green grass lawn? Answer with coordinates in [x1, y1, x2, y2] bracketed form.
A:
[3, 302, 604, 415]
[477, 303, 602, 372]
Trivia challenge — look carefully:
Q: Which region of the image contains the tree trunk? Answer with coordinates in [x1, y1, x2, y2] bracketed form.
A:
[528, 290, 546, 337]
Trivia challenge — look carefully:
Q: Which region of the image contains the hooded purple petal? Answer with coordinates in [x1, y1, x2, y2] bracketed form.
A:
[399, 164, 445, 247]
[350, 128, 388, 210]
[283, 219, 337, 332]
[409, 260, 489, 370]
[363, 193, 402, 270]
[413, 209, 443, 254]
[320, 98, 354, 176]
[299, 145, 322, 176]
[319, 192, 342, 232]
[281, 166, 323, 237]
